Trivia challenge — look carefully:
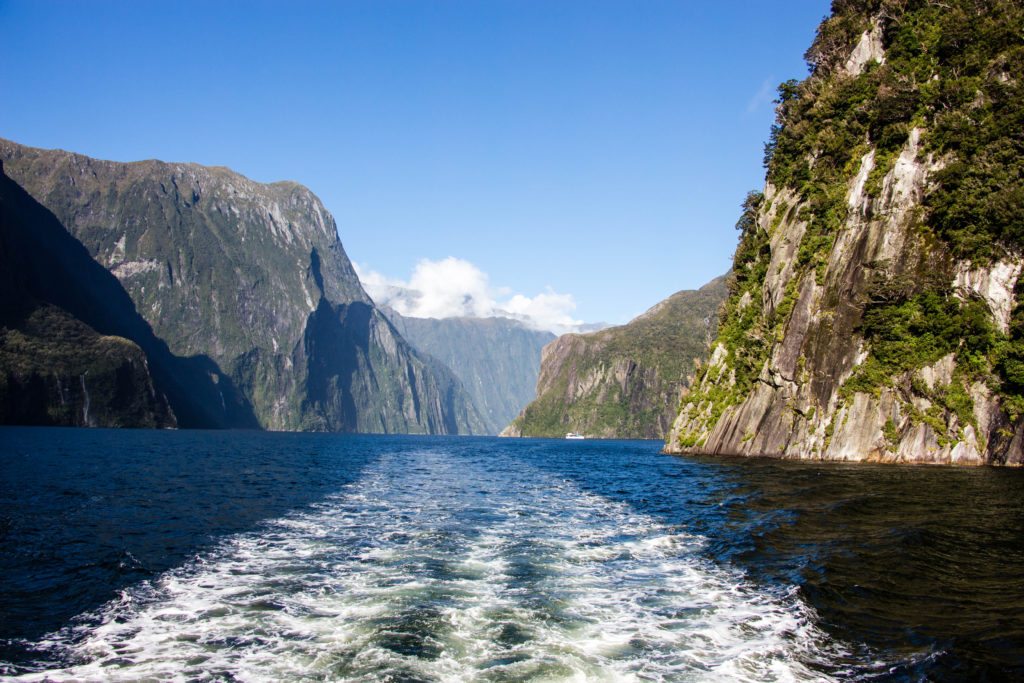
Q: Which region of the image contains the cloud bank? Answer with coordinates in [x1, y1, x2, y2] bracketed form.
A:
[354, 257, 583, 335]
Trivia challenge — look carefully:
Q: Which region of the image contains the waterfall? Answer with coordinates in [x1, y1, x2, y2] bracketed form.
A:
[80, 373, 92, 427]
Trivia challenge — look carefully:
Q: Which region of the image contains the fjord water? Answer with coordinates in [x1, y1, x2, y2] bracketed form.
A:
[1, 430, 1022, 681]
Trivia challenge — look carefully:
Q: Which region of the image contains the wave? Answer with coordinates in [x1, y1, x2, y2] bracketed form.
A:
[9, 447, 854, 681]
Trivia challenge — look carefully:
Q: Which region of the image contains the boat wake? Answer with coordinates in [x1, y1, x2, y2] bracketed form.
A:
[9, 446, 854, 681]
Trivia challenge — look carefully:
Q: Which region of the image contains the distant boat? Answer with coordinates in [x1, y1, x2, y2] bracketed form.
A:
[565, 432, 585, 440]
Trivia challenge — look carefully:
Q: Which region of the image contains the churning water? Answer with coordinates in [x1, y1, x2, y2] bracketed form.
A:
[1, 429, 1023, 680]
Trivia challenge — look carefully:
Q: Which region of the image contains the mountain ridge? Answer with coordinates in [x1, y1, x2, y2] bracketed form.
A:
[0, 139, 484, 434]
[384, 310, 555, 434]
[504, 275, 728, 439]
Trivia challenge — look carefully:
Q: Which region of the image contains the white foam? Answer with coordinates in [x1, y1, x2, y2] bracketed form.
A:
[11, 448, 852, 681]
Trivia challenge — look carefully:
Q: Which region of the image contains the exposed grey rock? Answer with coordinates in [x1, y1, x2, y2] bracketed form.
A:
[384, 312, 554, 435]
[0, 138, 483, 434]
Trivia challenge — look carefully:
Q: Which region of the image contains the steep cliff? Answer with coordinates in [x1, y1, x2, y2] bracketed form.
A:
[505, 276, 728, 439]
[0, 140, 483, 434]
[385, 312, 555, 434]
[667, 0, 1024, 464]
[0, 307, 174, 428]
[0, 162, 175, 428]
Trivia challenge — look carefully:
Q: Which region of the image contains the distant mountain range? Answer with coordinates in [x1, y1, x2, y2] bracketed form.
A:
[385, 310, 554, 434]
[0, 139, 483, 433]
[503, 276, 728, 439]
[0, 138, 732, 439]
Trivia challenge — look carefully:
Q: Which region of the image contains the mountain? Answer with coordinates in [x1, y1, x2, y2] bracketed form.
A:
[384, 311, 555, 434]
[504, 276, 728, 439]
[0, 140, 484, 434]
[0, 161, 175, 427]
[666, 0, 1024, 464]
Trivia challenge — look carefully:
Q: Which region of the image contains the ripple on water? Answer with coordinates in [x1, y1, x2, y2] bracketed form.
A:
[10, 447, 865, 681]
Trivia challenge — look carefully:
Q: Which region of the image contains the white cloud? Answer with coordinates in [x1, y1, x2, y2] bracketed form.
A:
[503, 291, 581, 335]
[354, 257, 584, 335]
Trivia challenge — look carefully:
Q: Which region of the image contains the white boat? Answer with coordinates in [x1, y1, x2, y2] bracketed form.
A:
[565, 432, 585, 440]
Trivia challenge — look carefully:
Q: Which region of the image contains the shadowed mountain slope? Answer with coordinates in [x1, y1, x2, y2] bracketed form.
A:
[385, 311, 555, 434]
[0, 140, 483, 433]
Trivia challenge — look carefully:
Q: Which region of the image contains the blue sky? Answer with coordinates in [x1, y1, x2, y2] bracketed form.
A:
[1, 1, 829, 327]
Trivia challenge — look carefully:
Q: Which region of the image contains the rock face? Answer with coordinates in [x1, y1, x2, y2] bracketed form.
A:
[0, 140, 483, 434]
[385, 312, 554, 434]
[666, 1, 1024, 465]
[0, 307, 173, 428]
[0, 161, 175, 428]
[505, 276, 728, 439]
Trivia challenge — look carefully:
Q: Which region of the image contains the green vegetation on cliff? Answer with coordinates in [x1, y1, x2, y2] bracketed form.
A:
[1, 163, 175, 427]
[669, 0, 1024, 463]
[714, 191, 772, 399]
[508, 276, 727, 439]
[0, 307, 173, 427]
[767, 0, 1023, 264]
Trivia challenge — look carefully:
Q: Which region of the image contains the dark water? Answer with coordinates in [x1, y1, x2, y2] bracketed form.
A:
[1, 428, 1022, 680]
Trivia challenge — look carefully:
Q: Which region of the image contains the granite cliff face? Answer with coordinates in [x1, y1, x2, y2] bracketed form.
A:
[505, 277, 727, 439]
[667, 0, 1024, 464]
[385, 312, 554, 434]
[0, 140, 483, 433]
